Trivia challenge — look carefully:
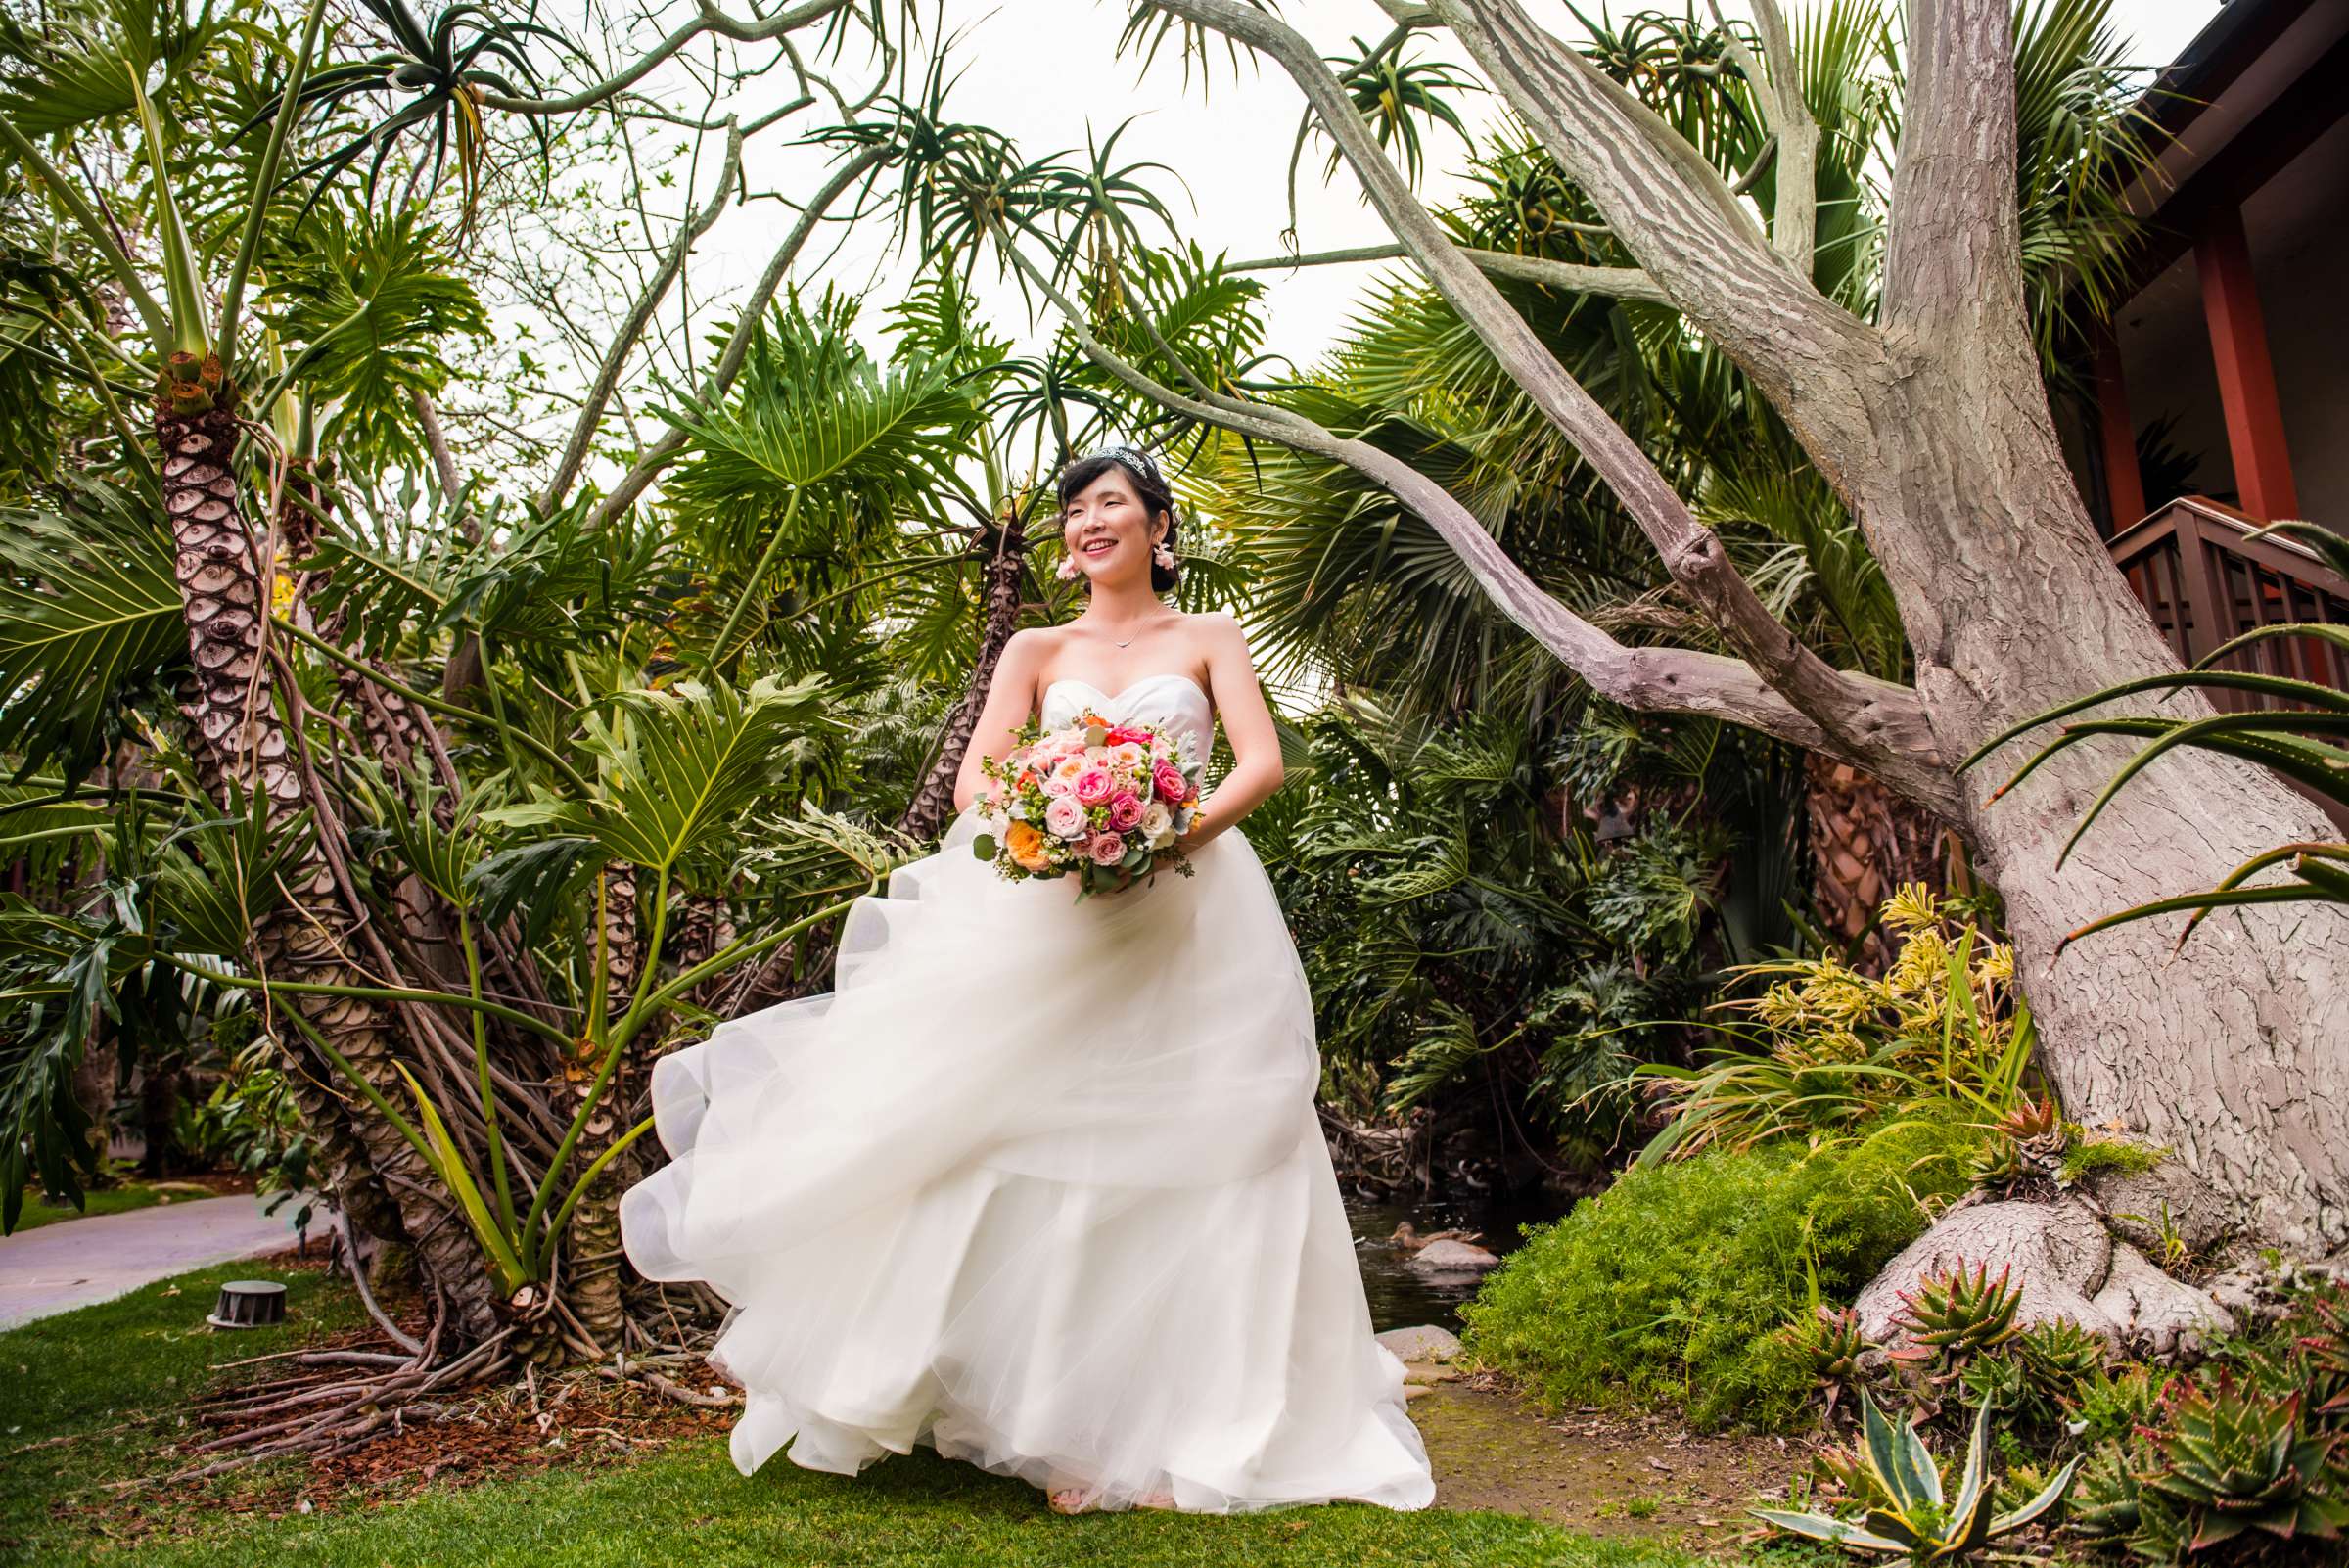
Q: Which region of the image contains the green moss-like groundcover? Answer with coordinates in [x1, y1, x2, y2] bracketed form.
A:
[1459, 1113, 1978, 1433]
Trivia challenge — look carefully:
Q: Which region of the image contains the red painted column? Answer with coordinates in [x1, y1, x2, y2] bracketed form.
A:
[2092, 324, 2145, 531]
[2194, 205, 2298, 520]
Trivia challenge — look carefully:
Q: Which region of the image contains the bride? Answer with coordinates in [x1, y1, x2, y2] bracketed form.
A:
[619, 442, 1438, 1516]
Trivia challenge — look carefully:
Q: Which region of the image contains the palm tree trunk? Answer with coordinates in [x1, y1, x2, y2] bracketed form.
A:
[898, 513, 1028, 843]
[159, 402, 497, 1340]
[1802, 754, 1955, 973]
[561, 865, 642, 1347]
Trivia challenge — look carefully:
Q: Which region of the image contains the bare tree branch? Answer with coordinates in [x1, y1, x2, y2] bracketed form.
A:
[1881, 0, 2026, 345]
[480, 0, 861, 116]
[1707, 0, 1818, 272]
[539, 120, 745, 514]
[1147, 0, 1940, 777]
[1225, 240, 1668, 302]
[987, 215, 1957, 814]
[1425, 0, 1872, 422]
[589, 141, 895, 526]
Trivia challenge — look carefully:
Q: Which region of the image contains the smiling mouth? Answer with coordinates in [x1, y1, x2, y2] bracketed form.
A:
[1080, 538, 1117, 558]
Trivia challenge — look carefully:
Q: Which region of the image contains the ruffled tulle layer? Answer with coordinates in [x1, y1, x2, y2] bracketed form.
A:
[619, 806, 1436, 1513]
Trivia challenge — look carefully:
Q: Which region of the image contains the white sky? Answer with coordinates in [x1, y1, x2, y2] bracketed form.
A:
[673, 0, 2232, 375]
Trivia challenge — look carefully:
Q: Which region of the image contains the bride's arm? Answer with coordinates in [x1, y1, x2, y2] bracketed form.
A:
[1180, 614, 1284, 850]
[952, 631, 1047, 813]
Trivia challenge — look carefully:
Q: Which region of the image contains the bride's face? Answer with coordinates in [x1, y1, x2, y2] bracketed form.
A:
[1061, 469, 1165, 588]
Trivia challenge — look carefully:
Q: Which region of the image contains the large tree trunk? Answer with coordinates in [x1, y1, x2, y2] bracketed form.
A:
[160, 399, 500, 1338]
[1856, 361, 2349, 1256]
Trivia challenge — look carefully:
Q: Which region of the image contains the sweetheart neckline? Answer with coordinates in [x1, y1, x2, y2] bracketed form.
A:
[1041, 672, 1211, 710]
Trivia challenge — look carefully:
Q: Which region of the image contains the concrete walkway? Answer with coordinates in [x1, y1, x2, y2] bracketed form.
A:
[0, 1192, 318, 1329]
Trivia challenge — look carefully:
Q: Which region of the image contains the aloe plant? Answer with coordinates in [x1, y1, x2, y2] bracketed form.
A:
[2136, 1372, 2349, 1552]
[1893, 1262, 2027, 1366]
[1753, 1386, 2079, 1560]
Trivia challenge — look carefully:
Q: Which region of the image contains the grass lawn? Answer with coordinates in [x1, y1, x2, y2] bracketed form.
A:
[0, 1261, 1769, 1568]
[8, 1183, 169, 1232]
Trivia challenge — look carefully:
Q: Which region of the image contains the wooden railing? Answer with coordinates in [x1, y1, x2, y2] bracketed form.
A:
[2108, 496, 2349, 702]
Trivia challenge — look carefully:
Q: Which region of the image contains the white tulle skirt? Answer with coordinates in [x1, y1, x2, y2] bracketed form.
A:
[618, 804, 1437, 1514]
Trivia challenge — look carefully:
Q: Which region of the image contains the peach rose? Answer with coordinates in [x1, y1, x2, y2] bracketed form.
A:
[1004, 819, 1052, 872]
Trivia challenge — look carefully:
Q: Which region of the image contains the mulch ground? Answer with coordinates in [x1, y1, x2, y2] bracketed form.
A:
[60, 1247, 732, 1546]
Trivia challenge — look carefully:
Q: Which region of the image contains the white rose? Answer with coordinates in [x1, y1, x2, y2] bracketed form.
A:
[1141, 801, 1174, 847]
[1044, 795, 1088, 839]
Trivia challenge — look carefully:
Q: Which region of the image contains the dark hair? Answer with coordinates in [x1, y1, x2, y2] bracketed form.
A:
[1056, 445, 1180, 593]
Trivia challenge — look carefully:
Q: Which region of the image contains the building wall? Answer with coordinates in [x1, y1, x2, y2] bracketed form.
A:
[2110, 99, 2349, 527]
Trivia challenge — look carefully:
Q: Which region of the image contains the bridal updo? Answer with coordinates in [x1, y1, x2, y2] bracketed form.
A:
[1057, 444, 1181, 594]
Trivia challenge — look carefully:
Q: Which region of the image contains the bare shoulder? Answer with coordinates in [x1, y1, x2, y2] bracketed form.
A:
[1000, 624, 1065, 667]
[1178, 609, 1249, 651]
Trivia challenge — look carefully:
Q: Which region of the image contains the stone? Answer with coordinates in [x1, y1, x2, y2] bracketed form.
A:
[1377, 1323, 1463, 1363]
[1405, 1239, 1500, 1275]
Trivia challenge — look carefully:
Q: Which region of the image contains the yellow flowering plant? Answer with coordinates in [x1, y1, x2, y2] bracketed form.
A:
[1634, 885, 2038, 1165]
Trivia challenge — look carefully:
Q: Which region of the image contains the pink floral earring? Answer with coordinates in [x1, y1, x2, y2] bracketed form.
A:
[1152, 541, 1175, 571]
[1055, 554, 1079, 580]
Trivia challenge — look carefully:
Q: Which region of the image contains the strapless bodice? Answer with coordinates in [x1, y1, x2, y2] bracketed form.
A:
[1039, 673, 1214, 761]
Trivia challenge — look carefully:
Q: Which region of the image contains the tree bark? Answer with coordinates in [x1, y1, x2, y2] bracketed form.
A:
[1804, 755, 1954, 973]
[160, 402, 500, 1337]
[562, 865, 644, 1348]
[899, 511, 1028, 844]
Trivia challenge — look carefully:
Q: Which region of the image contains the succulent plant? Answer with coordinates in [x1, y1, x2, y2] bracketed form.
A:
[1753, 1387, 2078, 1560]
[1967, 1135, 2031, 1196]
[1970, 1096, 2067, 1196]
[1800, 1304, 1876, 1420]
[2066, 1440, 2146, 1548]
[1893, 1261, 2025, 1367]
[2295, 1283, 2349, 1418]
[2020, 1319, 2111, 1395]
[2137, 1371, 2348, 1552]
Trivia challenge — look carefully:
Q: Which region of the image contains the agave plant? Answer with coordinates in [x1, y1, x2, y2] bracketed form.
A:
[1753, 1387, 2079, 1559]
[1797, 1303, 1876, 1418]
[2298, 1284, 2349, 1418]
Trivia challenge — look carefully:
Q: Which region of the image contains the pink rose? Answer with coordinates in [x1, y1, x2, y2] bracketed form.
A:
[1074, 766, 1114, 806]
[1151, 761, 1188, 803]
[1087, 831, 1128, 866]
[1107, 791, 1144, 831]
[1041, 772, 1074, 797]
[1044, 795, 1088, 839]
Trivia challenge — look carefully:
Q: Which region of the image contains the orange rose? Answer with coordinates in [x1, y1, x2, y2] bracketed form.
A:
[1004, 819, 1052, 872]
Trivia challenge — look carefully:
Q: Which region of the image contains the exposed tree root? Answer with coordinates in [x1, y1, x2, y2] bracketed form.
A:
[1855, 1195, 2235, 1359]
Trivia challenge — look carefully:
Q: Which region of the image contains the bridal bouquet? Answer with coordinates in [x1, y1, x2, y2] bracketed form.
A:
[971, 713, 1205, 898]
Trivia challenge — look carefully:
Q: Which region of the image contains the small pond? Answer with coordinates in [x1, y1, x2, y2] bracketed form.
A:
[1340, 1184, 1575, 1334]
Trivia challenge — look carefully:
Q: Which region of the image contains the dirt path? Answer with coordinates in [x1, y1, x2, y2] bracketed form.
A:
[0, 1191, 318, 1328]
[1409, 1372, 1810, 1548]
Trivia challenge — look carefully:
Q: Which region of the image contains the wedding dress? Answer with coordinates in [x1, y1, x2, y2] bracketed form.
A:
[618, 672, 1438, 1513]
